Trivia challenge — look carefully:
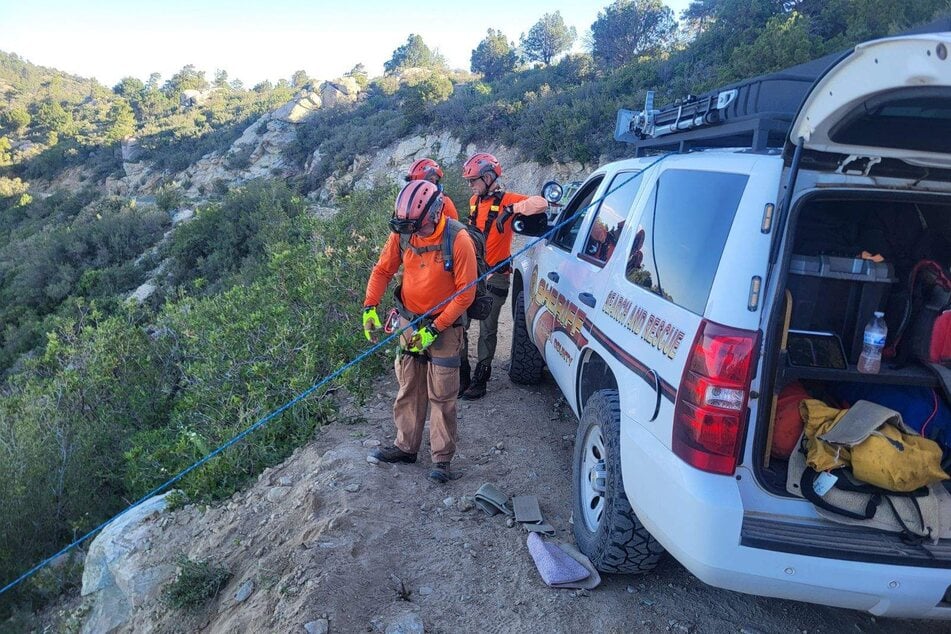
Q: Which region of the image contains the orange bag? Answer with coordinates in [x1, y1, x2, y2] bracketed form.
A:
[772, 382, 810, 459]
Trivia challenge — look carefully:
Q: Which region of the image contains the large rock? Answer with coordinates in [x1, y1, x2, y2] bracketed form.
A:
[120, 137, 141, 162]
[81, 493, 176, 634]
[122, 161, 147, 180]
[181, 108, 301, 196]
[180, 89, 213, 107]
[320, 78, 361, 108]
[273, 90, 323, 124]
[323, 132, 590, 202]
[352, 132, 462, 194]
[127, 281, 156, 304]
[172, 208, 195, 225]
[470, 142, 590, 198]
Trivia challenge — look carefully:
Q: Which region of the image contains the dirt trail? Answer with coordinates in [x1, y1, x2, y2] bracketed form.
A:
[49, 294, 946, 634]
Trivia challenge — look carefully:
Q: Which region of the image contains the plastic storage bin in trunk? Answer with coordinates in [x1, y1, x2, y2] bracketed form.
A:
[787, 255, 897, 363]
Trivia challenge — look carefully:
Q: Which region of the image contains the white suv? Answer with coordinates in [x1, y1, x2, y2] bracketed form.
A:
[509, 32, 951, 618]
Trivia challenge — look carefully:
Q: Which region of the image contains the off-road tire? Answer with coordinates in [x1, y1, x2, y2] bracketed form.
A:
[572, 389, 665, 574]
[508, 290, 545, 384]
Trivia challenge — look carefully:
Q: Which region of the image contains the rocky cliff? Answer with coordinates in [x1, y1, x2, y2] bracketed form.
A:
[95, 81, 591, 210]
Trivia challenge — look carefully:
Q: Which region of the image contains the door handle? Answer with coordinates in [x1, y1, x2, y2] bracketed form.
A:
[648, 369, 662, 422]
[578, 292, 596, 308]
[547, 271, 559, 283]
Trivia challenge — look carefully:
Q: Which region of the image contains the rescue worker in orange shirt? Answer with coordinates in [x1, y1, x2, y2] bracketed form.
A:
[458, 152, 548, 400]
[363, 179, 477, 483]
[405, 158, 459, 221]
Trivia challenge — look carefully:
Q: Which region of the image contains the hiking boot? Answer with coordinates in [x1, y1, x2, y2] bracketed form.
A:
[428, 462, 451, 484]
[371, 445, 417, 464]
[460, 381, 486, 400]
[460, 360, 490, 400]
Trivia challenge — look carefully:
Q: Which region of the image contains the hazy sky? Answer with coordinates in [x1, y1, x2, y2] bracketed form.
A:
[2, 0, 692, 88]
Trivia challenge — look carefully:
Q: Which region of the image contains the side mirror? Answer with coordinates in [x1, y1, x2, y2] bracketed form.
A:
[512, 213, 550, 236]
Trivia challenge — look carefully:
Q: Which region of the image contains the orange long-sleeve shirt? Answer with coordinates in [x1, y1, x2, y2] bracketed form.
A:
[364, 217, 476, 332]
[468, 192, 547, 267]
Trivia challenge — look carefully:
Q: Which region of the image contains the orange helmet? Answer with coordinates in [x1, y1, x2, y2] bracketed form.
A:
[391, 180, 443, 234]
[462, 152, 502, 180]
[405, 158, 444, 183]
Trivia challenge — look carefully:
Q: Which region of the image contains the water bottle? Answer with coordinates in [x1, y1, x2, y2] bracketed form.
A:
[857, 311, 887, 374]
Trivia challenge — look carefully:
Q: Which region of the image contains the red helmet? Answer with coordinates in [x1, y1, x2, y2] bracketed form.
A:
[462, 152, 502, 180]
[405, 158, 444, 183]
[391, 180, 443, 234]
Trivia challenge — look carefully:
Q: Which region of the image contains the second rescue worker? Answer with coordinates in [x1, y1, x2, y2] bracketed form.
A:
[405, 158, 459, 221]
[459, 152, 547, 400]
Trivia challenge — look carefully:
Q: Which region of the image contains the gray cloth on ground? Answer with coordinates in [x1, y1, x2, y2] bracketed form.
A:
[474, 482, 512, 516]
[527, 532, 590, 586]
[550, 542, 601, 590]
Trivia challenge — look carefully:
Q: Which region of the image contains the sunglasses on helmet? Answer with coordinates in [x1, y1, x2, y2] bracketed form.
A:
[389, 215, 425, 234]
[390, 191, 443, 235]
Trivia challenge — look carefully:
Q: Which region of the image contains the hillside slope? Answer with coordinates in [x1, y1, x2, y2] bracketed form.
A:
[46, 305, 946, 634]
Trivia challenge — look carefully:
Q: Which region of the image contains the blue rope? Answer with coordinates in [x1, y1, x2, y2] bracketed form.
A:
[0, 154, 667, 597]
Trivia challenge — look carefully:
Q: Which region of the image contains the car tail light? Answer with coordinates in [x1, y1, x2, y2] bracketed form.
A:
[673, 320, 759, 475]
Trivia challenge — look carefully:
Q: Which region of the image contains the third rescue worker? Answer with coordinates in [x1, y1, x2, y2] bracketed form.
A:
[459, 152, 547, 400]
[405, 158, 458, 221]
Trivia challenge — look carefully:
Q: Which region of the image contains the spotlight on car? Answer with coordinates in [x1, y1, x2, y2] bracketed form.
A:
[542, 181, 564, 204]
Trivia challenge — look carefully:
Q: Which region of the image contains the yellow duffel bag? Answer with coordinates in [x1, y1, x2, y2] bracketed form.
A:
[800, 399, 948, 493]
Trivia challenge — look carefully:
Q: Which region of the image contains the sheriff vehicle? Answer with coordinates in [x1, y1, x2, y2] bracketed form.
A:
[509, 28, 951, 618]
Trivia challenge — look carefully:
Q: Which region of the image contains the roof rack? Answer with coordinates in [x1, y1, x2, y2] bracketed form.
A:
[616, 15, 951, 156]
[616, 46, 851, 155]
[616, 105, 794, 155]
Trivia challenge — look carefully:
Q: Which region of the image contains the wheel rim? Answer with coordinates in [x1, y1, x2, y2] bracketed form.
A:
[579, 422, 607, 533]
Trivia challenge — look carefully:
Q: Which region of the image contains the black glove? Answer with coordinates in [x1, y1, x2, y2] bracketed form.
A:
[495, 206, 514, 233]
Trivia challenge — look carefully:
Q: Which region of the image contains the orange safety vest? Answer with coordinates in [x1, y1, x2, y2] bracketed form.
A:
[468, 190, 528, 269]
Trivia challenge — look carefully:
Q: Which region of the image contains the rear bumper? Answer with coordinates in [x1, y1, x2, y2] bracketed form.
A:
[619, 417, 951, 619]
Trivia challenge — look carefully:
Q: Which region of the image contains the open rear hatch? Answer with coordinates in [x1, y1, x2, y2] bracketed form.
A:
[786, 32, 951, 177]
[748, 32, 951, 566]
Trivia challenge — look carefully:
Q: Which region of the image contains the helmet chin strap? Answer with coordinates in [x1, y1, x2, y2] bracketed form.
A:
[415, 202, 442, 237]
[479, 172, 499, 195]
[416, 215, 438, 237]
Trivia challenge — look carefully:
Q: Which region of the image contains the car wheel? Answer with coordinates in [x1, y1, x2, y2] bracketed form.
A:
[508, 290, 545, 384]
[572, 389, 664, 574]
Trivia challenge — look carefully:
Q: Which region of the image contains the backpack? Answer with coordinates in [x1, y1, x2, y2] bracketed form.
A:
[398, 219, 493, 321]
[888, 260, 951, 402]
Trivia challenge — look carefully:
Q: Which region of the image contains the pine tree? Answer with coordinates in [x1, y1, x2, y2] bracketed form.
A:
[521, 12, 577, 65]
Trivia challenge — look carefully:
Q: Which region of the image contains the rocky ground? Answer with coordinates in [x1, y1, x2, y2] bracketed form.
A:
[34, 298, 949, 634]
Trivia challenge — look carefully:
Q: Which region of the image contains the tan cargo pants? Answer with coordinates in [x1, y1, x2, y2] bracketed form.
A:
[392, 318, 463, 463]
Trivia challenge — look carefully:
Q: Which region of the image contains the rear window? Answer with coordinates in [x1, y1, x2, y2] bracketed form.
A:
[830, 88, 951, 154]
[625, 169, 749, 315]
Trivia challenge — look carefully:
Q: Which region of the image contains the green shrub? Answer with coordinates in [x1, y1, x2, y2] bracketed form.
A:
[162, 555, 231, 610]
[0, 304, 176, 610]
[0, 196, 169, 370]
[165, 490, 189, 511]
[162, 179, 305, 290]
[438, 160, 470, 221]
[156, 183, 184, 212]
[26, 552, 84, 605]
[127, 185, 394, 501]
